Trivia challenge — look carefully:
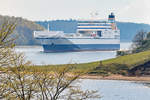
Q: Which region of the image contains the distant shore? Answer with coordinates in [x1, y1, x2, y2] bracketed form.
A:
[80, 74, 150, 82]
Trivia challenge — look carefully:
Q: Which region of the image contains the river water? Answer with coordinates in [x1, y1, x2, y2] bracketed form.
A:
[80, 79, 150, 100]
[15, 42, 150, 100]
[15, 42, 131, 65]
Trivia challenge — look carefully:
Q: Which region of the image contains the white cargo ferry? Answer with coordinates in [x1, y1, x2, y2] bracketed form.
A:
[34, 13, 120, 52]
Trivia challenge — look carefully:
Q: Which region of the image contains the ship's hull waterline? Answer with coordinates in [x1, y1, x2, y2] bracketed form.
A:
[43, 44, 120, 52]
[34, 13, 120, 52]
[40, 38, 120, 52]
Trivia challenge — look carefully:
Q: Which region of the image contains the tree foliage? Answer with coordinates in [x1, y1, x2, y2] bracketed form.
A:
[0, 64, 100, 100]
[132, 30, 147, 49]
[0, 22, 100, 100]
[0, 15, 44, 45]
[0, 21, 17, 68]
[132, 30, 150, 53]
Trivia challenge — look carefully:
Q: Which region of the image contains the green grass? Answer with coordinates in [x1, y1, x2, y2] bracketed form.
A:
[102, 50, 150, 69]
[28, 50, 150, 75]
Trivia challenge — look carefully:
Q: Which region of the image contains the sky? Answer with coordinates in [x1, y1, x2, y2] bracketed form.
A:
[0, 0, 150, 24]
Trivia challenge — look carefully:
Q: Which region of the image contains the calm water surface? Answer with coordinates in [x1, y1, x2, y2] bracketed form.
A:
[15, 42, 150, 100]
[80, 79, 150, 100]
[15, 42, 131, 65]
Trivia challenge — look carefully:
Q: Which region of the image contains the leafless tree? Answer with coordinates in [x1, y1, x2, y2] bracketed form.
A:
[132, 30, 147, 50]
[0, 22, 100, 100]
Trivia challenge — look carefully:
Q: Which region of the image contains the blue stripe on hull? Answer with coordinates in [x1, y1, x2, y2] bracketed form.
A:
[43, 44, 120, 52]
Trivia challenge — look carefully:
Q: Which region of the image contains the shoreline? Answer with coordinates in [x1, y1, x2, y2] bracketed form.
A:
[80, 74, 150, 82]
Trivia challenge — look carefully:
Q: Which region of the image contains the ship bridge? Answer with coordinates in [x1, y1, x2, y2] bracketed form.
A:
[77, 13, 119, 38]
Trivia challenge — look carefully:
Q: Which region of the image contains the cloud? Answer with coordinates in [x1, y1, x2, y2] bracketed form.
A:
[118, 0, 150, 24]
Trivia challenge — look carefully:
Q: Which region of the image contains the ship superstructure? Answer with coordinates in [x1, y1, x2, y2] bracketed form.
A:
[34, 13, 120, 52]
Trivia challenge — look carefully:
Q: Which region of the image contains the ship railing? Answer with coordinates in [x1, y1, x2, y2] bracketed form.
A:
[33, 31, 64, 38]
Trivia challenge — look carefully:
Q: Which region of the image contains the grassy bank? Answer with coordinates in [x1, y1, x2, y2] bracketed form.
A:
[28, 50, 150, 76]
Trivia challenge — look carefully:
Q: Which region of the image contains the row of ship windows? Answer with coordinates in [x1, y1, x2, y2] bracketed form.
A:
[77, 28, 112, 29]
[78, 21, 108, 23]
[77, 24, 111, 26]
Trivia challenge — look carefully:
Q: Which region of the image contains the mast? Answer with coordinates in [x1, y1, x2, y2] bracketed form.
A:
[47, 23, 50, 31]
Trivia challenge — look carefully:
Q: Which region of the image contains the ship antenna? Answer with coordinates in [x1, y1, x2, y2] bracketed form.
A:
[47, 23, 50, 31]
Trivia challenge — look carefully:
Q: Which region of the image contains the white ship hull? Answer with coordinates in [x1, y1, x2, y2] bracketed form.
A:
[38, 38, 120, 52]
[34, 13, 120, 52]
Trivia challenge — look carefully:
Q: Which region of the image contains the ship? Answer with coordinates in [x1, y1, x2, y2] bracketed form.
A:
[34, 13, 120, 52]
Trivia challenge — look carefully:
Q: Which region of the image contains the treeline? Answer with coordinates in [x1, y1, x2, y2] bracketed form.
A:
[1, 14, 150, 45]
[37, 20, 77, 33]
[117, 30, 150, 56]
[132, 30, 150, 53]
[36, 20, 150, 42]
[0, 15, 44, 45]
[0, 22, 100, 100]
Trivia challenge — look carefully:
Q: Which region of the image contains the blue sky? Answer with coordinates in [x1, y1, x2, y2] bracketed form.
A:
[0, 0, 149, 24]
